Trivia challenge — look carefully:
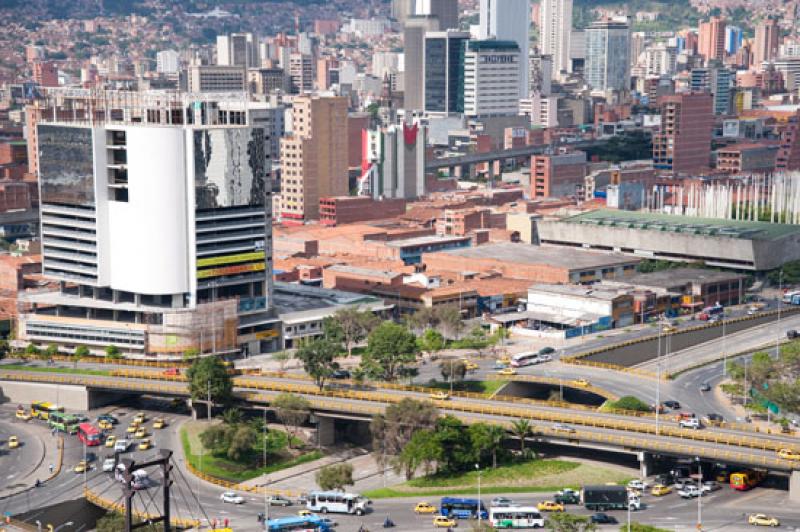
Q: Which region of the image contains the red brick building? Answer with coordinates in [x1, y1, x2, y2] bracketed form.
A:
[716, 143, 779, 173]
[319, 196, 407, 226]
[32, 61, 59, 87]
[530, 151, 588, 198]
[653, 93, 714, 174]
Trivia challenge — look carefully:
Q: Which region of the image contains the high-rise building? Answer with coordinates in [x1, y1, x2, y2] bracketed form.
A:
[280, 96, 349, 222]
[652, 93, 714, 173]
[392, 0, 415, 23]
[698, 16, 726, 62]
[248, 67, 290, 95]
[288, 53, 314, 93]
[530, 53, 553, 96]
[359, 121, 426, 199]
[479, 0, 530, 94]
[463, 40, 521, 116]
[188, 65, 247, 93]
[540, 0, 572, 79]
[416, 0, 459, 30]
[423, 30, 470, 114]
[690, 63, 735, 115]
[725, 26, 743, 55]
[217, 33, 259, 68]
[771, 58, 800, 92]
[403, 15, 440, 110]
[644, 43, 678, 77]
[754, 18, 780, 69]
[584, 19, 631, 92]
[156, 50, 180, 74]
[32, 61, 58, 87]
[19, 89, 279, 356]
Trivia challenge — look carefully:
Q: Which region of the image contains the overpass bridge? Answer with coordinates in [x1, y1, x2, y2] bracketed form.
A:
[1, 368, 799, 498]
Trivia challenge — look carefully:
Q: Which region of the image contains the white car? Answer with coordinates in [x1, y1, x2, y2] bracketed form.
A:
[679, 418, 701, 429]
[701, 481, 721, 493]
[102, 458, 116, 472]
[537, 354, 553, 363]
[678, 485, 702, 499]
[114, 440, 129, 453]
[627, 479, 648, 491]
[220, 491, 244, 504]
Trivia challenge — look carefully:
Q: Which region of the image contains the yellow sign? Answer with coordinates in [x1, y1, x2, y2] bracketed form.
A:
[197, 262, 265, 279]
[197, 251, 265, 268]
[255, 329, 279, 339]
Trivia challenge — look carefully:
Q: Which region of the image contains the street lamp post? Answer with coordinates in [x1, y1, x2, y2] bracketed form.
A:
[475, 464, 482, 527]
[696, 460, 703, 531]
[655, 328, 661, 435]
[777, 270, 783, 359]
[722, 310, 727, 377]
[263, 407, 269, 527]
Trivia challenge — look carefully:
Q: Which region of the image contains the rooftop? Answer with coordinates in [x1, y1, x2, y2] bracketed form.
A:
[325, 264, 401, 280]
[441, 242, 639, 270]
[528, 283, 626, 302]
[618, 268, 746, 289]
[385, 235, 470, 248]
[562, 209, 800, 241]
[273, 282, 387, 318]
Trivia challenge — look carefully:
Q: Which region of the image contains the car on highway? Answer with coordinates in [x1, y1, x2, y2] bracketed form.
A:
[220, 491, 244, 504]
[152, 418, 166, 429]
[572, 378, 589, 387]
[788, 330, 799, 340]
[126, 424, 138, 434]
[133, 412, 146, 424]
[8, 435, 19, 449]
[651, 484, 671, 496]
[134, 427, 147, 439]
[15, 408, 31, 421]
[701, 481, 721, 493]
[704, 413, 725, 424]
[163, 367, 181, 376]
[98, 419, 113, 430]
[590, 513, 618, 524]
[539, 346, 555, 355]
[699, 382, 711, 392]
[490, 497, 516, 507]
[497, 367, 517, 376]
[331, 369, 351, 380]
[673, 478, 694, 490]
[433, 516, 457, 528]
[462, 360, 479, 371]
[552, 423, 575, 433]
[663, 400, 681, 409]
[748, 514, 779, 527]
[429, 391, 450, 401]
[105, 435, 116, 447]
[97, 414, 118, 425]
[554, 489, 580, 504]
[497, 355, 511, 365]
[267, 495, 292, 506]
[114, 439, 129, 453]
[414, 502, 437, 514]
[536, 501, 564, 512]
[662, 324, 677, 333]
[102, 458, 116, 472]
[677, 485, 702, 499]
[679, 418, 701, 430]
[138, 438, 151, 451]
[627, 480, 648, 491]
[778, 448, 800, 461]
[74, 460, 89, 473]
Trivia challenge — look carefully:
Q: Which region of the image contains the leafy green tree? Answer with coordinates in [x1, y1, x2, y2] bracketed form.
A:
[316, 463, 354, 491]
[395, 428, 440, 479]
[511, 419, 533, 455]
[272, 350, 291, 371]
[322, 316, 345, 346]
[622, 524, 670, 532]
[74, 345, 89, 367]
[418, 328, 445, 359]
[199, 423, 231, 452]
[469, 423, 505, 469]
[361, 322, 417, 381]
[546, 513, 596, 532]
[183, 347, 200, 361]
[186, 356, 234, 406]
[405, 307, 439, 334]
[608, 396, 651, 412]
[228, 424, 257, 461]
[105, 345, 121, 359]
[272, 393, 310, 447]
[221, 407, 243, 427]
[329, 308, 380, 357]
[371, 398, 439, 468]
[45, 343, 58, 358]
[436, 305, 464, 339]
[440, 359, 467, 383]
[24, 343, 40, 356]
[0, 339, 9, 359]
[434, 415, 476, 473]
[295, 337, 342, 390]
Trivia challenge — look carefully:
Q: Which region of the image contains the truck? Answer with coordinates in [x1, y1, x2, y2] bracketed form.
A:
[582, 486, 640, 512]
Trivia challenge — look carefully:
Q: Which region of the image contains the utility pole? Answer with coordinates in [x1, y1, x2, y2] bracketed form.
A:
[475, 464, 482, 527]
[776, 270, 783, 359]
[696, 461, 703, 531]
[263, 407, 269, 526]
[655, 327, 661, 435]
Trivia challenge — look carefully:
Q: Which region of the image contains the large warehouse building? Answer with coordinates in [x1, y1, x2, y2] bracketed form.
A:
[537, 209, 800, 271]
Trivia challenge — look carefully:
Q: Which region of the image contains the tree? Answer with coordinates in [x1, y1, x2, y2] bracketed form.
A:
[96, 513, 162, 532]
[440, 359, 467, 384]
[186, 356, 234, 406]
[621, 524, 670, 532]
[24, 343, 40, 356]
[469, 423, 505, 469]
[105, 345, 121, 359]
[227, 424, 257, 461]
[316, 463, 354, 491]
[405, 307, 438, 334]
[395, 428, 440, 479]
[361, 322, 417, 381]
[272, 350, 291, 372]
[272, 393, 310, 447]
[434, 415, 476, 473]
[221, 407, 243, 427]
[510, 419, 533, 455]
[546, 513, 596, 532]
[437, 305, 464, 339]
[199, 424, 231, 452]
[418, 328, 445, 359]
[295, 337, 342, 390]
[183, 347, 200, 361]
[74, 345, 89, 367]
[608, 396, 651, 412]
[45, 343, 58, 358]
[330, 308, 380, 357]
[371, 398, 439, 468]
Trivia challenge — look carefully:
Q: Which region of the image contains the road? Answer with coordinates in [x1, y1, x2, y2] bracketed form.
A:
[0, 417, 46, 497]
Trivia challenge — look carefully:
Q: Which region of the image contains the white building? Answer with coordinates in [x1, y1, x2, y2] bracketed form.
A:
[216, 33, 258, 68]
[520, 93, 558, 127]
[188, 65, 247, 93]
[479, 0, 530, 95]
[20, 90, 279, 357]
[360, 120, 426, 199]
[644, 43, 678, 77]
[343, 18, 392, 37]
[585, 19, 631, 92]
[530, 53, 553, 96]
[540, 0, 573, 79]
[464, 40, 521, 117]
[156, 50, 180, 74]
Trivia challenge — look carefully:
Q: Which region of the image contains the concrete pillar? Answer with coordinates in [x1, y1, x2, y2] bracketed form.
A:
[790, 470, 800, 503]
[449, 166, 456, 177]
[638, 451, 654, 478]
[317, 417, 335, 447]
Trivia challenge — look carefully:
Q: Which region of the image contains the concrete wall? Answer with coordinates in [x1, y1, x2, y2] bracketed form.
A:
[0, 381, 90, 411]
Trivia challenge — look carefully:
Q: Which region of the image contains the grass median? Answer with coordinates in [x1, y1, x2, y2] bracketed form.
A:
[364, 459, 632, 499]
[424, 380, 507, 396]
[0, 363, 111, 376]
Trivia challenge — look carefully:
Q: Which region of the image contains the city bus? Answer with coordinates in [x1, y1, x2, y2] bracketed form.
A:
[48, 412, 79, 434]
[77, 423, 102, 446]
[510, 352, 539, 368]
[489, 507, 545, 529]
[306, 491, 369, 515]
[30, 401, 63, 421]
[440, 497, 488, 520]
[730, 470, 766, 491]
[266, 515, 331, 532]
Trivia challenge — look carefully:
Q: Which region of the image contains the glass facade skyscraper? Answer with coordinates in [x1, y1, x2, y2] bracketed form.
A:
[585, 20, 631, 92]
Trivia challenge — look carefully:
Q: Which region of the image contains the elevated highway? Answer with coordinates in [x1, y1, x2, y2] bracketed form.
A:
[424, 139, 606, 171]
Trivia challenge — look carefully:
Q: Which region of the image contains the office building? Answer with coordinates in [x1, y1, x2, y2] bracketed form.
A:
[754, 18, 780, 69]
[403, 15, 440, 110]
[530, 53, 553, 96]
[698, 16, 726, 62]
[725, 26, 742, 55]
[359, 121, 426, 199]
[156, 50, 180, 74]
[19, 89, 279, 357]
[188, 65, 246, 93]
[463, 40, 521, 117]
[644, 43, 678, 77]
[479, 0, 530, 94]
[217, 33, 258, 68]
[392, 0, 415, 23]
[584, 19, 631, 92]
[32, 61, 58, 87]
[540, 0, 573, 78]
[248, 67, 290, 95]
[771, 58, 800, 91]
[690, 64, 735, 115]
[416, 0, 459, 30]
[288, 53, 314, 93]
[520, 93, 558, 127]
[652, 93, 714, 173]
[280, 96, 348, 222]
[424, 30, 470, 114]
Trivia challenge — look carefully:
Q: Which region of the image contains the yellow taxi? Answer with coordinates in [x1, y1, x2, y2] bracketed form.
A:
[429, 391, 450, 401]
[74, 460, 88, 473]
[152, 418, 166, 430]
[651, 484, 672, 496]
[433, 516, 457, 528]
[133, 412, 146, 424]
[497, 367, 517, 376]
[748, 514, 779, 527]
[105, 435, 116, 447]
[537, 501, 564, 512]
[98, 419, 113, 430]
[498, 355, 511, 365]
[298, 509, 313, 517]
[414, 502, 437, 514]
[15, 409, 31, 421]
[462, 360, 479, 371]
[778, 448, 800, 461]
[662, 325, 677, 333]
[8, 436, 19, 449]
[134, 427, 147, 439]
[572, 378, 590, 387]
[138, 438, 151, 451]
[126, 424, 138, 434]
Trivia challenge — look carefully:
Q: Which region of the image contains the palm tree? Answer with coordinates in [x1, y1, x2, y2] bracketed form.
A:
[222, 407, 243, 426]
[487, 424, 505, 468]
[511, 419, 532, 455]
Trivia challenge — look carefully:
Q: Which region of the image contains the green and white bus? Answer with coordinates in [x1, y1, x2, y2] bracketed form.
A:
[489, 507, 545, 529]
[48, 412, 79, 434]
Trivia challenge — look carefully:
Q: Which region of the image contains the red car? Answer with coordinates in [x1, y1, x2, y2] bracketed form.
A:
[163, 367, 181, 376]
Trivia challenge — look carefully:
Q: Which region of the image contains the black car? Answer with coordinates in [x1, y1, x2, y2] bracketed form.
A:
[788, 330, 799, 339]
[699, 382, 711, 392]
[591, 513, 618, 524]
[539, 346, 555, 355]
[97, 414, 118, 424]
[663, 400, 681, 410]
[331, 369, 351, 379]
[705, 413, 724, 423]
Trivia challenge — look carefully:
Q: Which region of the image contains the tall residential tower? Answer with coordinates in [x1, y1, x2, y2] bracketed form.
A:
[539, 0, 572, 79]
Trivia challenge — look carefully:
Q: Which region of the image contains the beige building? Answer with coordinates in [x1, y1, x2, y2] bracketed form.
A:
[188, 65, 246, 93]
[280, 95, 349, 222]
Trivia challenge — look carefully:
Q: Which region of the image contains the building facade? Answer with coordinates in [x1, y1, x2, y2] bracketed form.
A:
[652, 93, 714, 173]
[217, 33, 258, 68]
[478, 0, 530, 95]
[539, 0, 572, 79]
[463, 40, 521, 117]
[188, 65, 247, 93]
[584, 19, 631, 92]
[360, 121, 426, 199]
[754, 18, 779, 69]
[424, 30, 469, 114]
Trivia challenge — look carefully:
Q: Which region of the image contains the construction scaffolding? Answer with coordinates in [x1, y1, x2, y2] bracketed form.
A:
[147, 299, 239, 355]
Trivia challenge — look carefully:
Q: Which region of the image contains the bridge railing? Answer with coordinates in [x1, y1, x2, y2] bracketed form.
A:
[84, 487, 200, 529]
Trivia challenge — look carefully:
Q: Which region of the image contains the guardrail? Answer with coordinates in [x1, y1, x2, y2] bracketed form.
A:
[84, 487, 200, 529]
[12, 354, 189, 369]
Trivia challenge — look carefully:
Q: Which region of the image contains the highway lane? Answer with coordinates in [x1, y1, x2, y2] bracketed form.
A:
[0, 417, 45, 497]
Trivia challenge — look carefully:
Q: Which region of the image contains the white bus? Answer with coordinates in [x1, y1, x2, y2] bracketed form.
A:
[511, 352, 540, 367]
[306, 491, 370, 515]
[490, 506, 545, 529]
